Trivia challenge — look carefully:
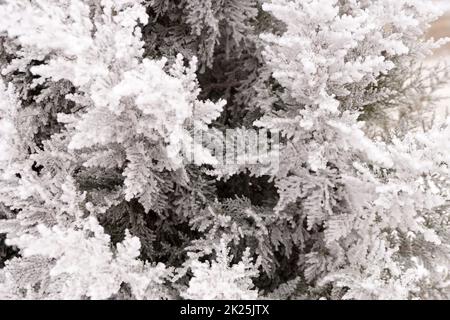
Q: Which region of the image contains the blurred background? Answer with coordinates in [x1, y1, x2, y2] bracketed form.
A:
[428, 0, 450, 57]
[427, 0, 450, 124]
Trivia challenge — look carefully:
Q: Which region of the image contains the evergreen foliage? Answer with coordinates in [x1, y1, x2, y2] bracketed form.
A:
[0, 0, 449, 300]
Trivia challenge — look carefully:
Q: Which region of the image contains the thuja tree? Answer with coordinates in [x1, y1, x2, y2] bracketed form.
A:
[0, 0, 449, 300]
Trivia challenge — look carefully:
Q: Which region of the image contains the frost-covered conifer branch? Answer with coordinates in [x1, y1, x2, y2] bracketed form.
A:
[0, 0, 449, 300]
